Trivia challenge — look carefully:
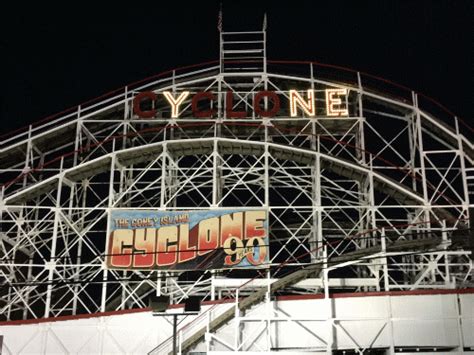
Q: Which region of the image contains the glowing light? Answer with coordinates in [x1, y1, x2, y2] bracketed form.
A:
[325, 88, 349, 117]
[289, 89, 315, 117]
[163, 91, 190, 118]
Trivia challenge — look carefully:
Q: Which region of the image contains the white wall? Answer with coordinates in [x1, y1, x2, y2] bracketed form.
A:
[0, 292, 472, 354]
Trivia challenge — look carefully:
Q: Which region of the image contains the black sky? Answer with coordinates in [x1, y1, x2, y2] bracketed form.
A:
[1, 1, 472, 136]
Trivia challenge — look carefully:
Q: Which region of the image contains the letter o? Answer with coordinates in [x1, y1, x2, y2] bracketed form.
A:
[254, 91, 280, 118]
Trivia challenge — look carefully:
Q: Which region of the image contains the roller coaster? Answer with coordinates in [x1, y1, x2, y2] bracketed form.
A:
[0, 29, 472, 354]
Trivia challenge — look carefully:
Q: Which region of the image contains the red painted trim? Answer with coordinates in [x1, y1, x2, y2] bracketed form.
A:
[1, 288, 472, 327]
[276, 294, 326, 301]
[333, 287, 474, 298]
[0, 307, 152, 326]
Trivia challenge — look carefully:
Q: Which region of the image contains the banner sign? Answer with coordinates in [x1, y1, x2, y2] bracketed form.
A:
[106, 209, 268, 270]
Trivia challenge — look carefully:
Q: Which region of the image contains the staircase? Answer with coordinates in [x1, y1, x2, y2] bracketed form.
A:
[149, 236, 446, 354]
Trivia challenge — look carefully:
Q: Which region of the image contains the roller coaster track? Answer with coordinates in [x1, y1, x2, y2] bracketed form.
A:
[0, 58, 471, 331]
[150, 235, 460, 354]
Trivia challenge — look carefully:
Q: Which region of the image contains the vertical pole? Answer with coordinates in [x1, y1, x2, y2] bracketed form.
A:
[264, 136, 269, 208]
[262, 30, 267, 74]
[386, 295, 396, 355]
[406, 112, 418, 284]
[413, 93, 430, 223]
[368, 154, 377, 244]
[173, 314, 178, 355]
[214, 73, 223, 209]
[357, 72, 374, 287]
[217, 73, 223, 121]
[210, 270, 216, 301]
[73, 108, 82, 166]
[157, 271, 162, 297]
[219, 31, 224, 73]
[122, 86, 129, 151]
[455, 293, 465, 352]
[266, 268, 271, 351]
[323, 245, 333, 353]
[315, 151, 322, 260]
[22, 258, 34, 319]
[310, 65, 322, 262]
[407, 113, 418, 193]
[66, 177, 76, 311]
[413, 94, 432, 289]
[124, 86, 129, 121]
[23, 125, 33, 188]
[121, 270, 127, 310]
[73, 178, 87, 314]
[44, 157, 64, 318]
[160, 145, 167, 209]
[455, 118, 470, 217]
[212, 139, 219, 208]
[13, 125, 33, 319]
[441, 220, 452, 287]
[101, 141, 116, 312]
[234, 288, 240, 350]
[356, 71, 370, 260]
[381, 228, 389, 291]
[356, 72, 366, 166]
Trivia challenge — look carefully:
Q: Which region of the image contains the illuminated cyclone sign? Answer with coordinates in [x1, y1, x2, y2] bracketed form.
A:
[106, 210, 268, 270]
[133, 88, 349, 118]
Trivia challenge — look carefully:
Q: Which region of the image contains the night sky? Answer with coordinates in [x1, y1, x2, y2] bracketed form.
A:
[1, 1, 472, 136]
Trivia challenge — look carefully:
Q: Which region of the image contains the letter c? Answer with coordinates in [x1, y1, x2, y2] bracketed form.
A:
[133, 91, 157, 119]
[192, 92, 216, 118]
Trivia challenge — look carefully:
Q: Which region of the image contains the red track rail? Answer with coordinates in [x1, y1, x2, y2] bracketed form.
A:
[1, 59, 471, 142]
[1, 287, 473, 327]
